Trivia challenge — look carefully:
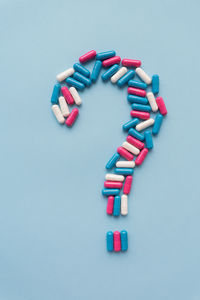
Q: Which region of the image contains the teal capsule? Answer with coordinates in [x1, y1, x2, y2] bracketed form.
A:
[107, 231, 114, 251]
[144, 130, 153, 149]
[101, 64, 120, 81]
[123, 118, 139, 131]
[96, 50, 116, 60]
[102, 189, 120, 196]
[73, 63, 90, 77]
[152, 113, 163, 135]
[127, 95, 148, 105]
[128, 128, 144, 141]
[117, 70, 135, 87]
[106, 153, 120, 169]
[131, 103, 151, 112]
[113, 196, 121, 216]
[152, 74, 159, 94]
[91, 60, 102, 83]
[115, 168, 133, 175]
[73, 72, 91, 87]
[121, 230, 128, 251]
[51, 83, 61, 104]
[66, 77, 85, 90]
[128, 80, 147, 90]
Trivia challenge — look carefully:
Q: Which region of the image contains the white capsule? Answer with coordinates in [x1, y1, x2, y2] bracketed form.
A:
[69, 87, 82, 105]
[111, 67, 128, 84]
[121, 194, 128, 216]
[56, 67, 74, 82]
[135, 67, 152, 85]
[58, 96, 70, 117]
[147, 92, 158, 112]
[136, 118, 154, 131]
[116, 161, 135, 168]
[122, 141, 140, 155]
[105, 174, 125, 182]
[51, 105, 65, 124]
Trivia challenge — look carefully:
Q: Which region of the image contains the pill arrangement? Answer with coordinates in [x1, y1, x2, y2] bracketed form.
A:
[50, 50, 167, 253]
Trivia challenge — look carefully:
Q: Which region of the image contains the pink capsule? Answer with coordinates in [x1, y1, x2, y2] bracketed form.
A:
[79, 50, 96, 64]
[102, 56, 121, 67]
[114, 231, 121, 252]
[135, 148, 148, 166]
[128, 87, 146, 97]
[126, 135, 144, 150]
[61, 86, 74, 105]
[107, 196, 114, 215]
[123, 176, 133, 195]
[104, 181, 123, 189]
[156, 97, 167, 116]
[65, 108, 79, 127]
[122, 59, 141, 68]
[117, 147, 134, 161]
[130, 110, 150, 120]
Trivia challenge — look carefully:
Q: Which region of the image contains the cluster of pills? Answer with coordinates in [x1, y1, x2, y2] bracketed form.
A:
[107, 230, 128, 252]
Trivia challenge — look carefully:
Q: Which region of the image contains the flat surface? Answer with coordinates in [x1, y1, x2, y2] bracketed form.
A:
[0, 0, 200, 299]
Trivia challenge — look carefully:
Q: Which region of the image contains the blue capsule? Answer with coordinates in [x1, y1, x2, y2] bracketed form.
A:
[106, 231, 114, 251]
[115, 168, 133, 175]
[127, 95, 148, 105]
[122, 118, 139, 131]
[128, 128, 145, 141]
[117, 70, 135, 87]
[96, 50, 116, 60]
[106, 152, 120, 169]
[121, 230, 128, 251]
[131, 103, 151, 112]
[73, 63, 90, 78]
[101, 64, 120, 81]
[102, 189, 120, 196]
[91, 60, 102, 83]
[113, 196, 121, 216]
[144, 130, 153, 149]
[152, 113, 163, 135]
[128, 80, 147, 90]
[66, 77, 85, 90]
[152, 74, 159, 94]
[51, 83, 61, 104]
[73, 72, 92, 87]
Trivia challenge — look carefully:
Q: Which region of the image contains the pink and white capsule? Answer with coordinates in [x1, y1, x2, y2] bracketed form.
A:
[58, 96, 70, 117]
[51, 105, 65, 124]
[69, 87, 82, 105]
[128, 87, 146, 97]
[114, 231, 121, 251]
[136, 118, 154, 131]
[121, 195, 128, 216]
[116, 161, 135, 168]
[123, 176, 133, 195]
[147, 92, 158, 112]
[156, 97, 167, 116]
[105, 174, 125, 182]
[122, 59, 141, 68]
[135, 67, 152, 85]
[126, 135, 144, 150]
[122, 141, 140, 155]
[79, 50, 96, 63]
[111, 67, 127, 83]
[135, 148, 148, 166]
[56, 67, 74, 82]
[107, 196, 114, 215]
[65, 108, 79, 127]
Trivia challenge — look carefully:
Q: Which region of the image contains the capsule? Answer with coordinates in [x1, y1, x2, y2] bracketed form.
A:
[106, 152, 120, 169]
[156, 97, 167, 116]
[152, 113, 163, 135]
[132, 103, 151, 112]
[122, 118, 139, 131]
[102, 56, 121, 68]
[61, 86, 74, 105]
[115, 168, 133, 176]
[111, 67, 127, 84]
[128, 87, 146, 98]
[121, 230, 128, 251]
[123, 176, 133, 195]
[105, 174, 125, 182]
[65, 108, 79, 127]
[126, 135, 144, 150]
[135, 148, 148, 166]
[128, 128, 144, 141]
[136, 67, 152, 85]
[122, 141, 140, 155]
[144, 130, 153, 149]
[69, 87, 82, 105]
[128, 80, 147, 90]
[73, 72, 92, 87]
[51, 83, 61, 104]
[91, 60, 102, 83]
[117, 70, 135, 87]
[127, 94, 148, 105]
[117, 147, 134, 161]
[57, 68, 75, 82]
[58, 96, 70, 117]
[107, 196, 114, 215]
[79, 50, 96, 63]
[102, 189, 120, 196]
[136, 118, 154, 131]
[101, 64, 120, 81]
[152, 74, 159, 94]
[73, 63, 90, 77]
[130, 110, 150, 120]
[116, 161, 135, 168]
[51, 105, 65, 124]
[66, 77, 85, 90]
[122, 59, 141, 68]
[113, 196, 121, 216]
[104, 181, 123, 189]
[121, 195, 128, 216]
[96, 50, 116, 60]
[106, 231, 114, 251]
[147, 92, 158, 112]
[113, 231, 121, 251]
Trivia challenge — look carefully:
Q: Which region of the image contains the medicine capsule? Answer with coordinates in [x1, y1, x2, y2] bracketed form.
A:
[121, 230, 128, 251]
[79, 50, 96, 63]
[128, 80, 147, 90]
[126, 135, 144, 150]
[152, 113, 163, 135]
[128, 128, 144, 141]
[121, 195, 128, 216]
[135, 67, 152, 85]
[107, 196, 114, 215]
[132, 103, 151, 112]
[122, 59, 141, 68]
[57, 68, 75, 82]
[106, 231, 114, 251]
[117, 70, 135, 87]
[130, 110, 150, 120]
[113, 231, 121, 251]
[123, 176, 133, 195]
[102, 56, 121, 68]
[96, 50, 116, 60]
[156, 97, 167, 116]
[136, 118, 154, 131]
[73, 72, 92, 87]
[152, 74, 159, 94]
[144, 130, 153, 149]
[66, 77, 85, 90]
[128, 87, 146, 98]
[105, 174, 125, 182]
[73, 63, 90, 77]
[113, 196, 121, 216]
[104, 181, 123, 189]
[51, 105, 65, 124]
[116, 161, 135, 168]
[135, 148, 148, 166]
[106, 152, 120, 169]
[102, 189, 120, 196]
[127, 94, 148, 105]
[65, 108, 79, 127]
[91, 60, 102, 83]
[58, 96, 70, 117]
[69, 87, 82, 105]
[122, 118, 139, 131]
[111, 67, 127, 84]
[61, 86, 74, 105]
[115, 168, 134, 175]
[147, 92, 158, 112]
[101, 64, 120, 81]
[117, 147, 134, 161]
[51, 83, 61, 104]
[122, 141, 140, 155]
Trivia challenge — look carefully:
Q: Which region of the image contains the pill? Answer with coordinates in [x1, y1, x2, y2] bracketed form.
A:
[115, 168, 134, 175]
[106, 152, 120, 169]
[73, 72, 92, 87]
[113, 196, 121, 216]
[73, 63, 90, 77]
[122, 59, 141, 68]
[122, 141, 140, 155]
[102, 56, 121, 67]
[122, 118, 139, 131]
[126, 135, 144, 150]
[102, 189, 120, 196]
[117, 147, 134, 161]
[69, 87, 82, 105]
[136, 118, 154, 131]
[58, 96, 70, 117]
[104, 181, 123, 189]
[144, 130, 153, 149]
[135, 148, 148, 166]
[66, 77, 85, 90]
[130, 110, 150, 120]
[131, 103, 151, 112]
[156, 97, 167, 116]
[51, 105, 65, 124]
[116, 161, 135, 168]
[128, 87, 146, 98]
[147, 92, 158, 112]
[121, 230, 128, 251]
[152, 74, 159, 94]
[51, 83, 61, 104]
[113, 231, 121, 251]
[91, 60, 102, 83]
[117, 70, 135, 87]
[128, 128, 144, 141]
[106, 231, 114, 251]
[106, 196, 114, 215]
[111, 67, 128, 84]
[121, 195, 128, 216]
[61, 86, 74, 105]
[79, 50, 96, 63]
[123, 176, 133, 195]
[105, 174, 125, 182]
[136, 67, 152, 85]
[101, 64, 120, 81]
[65, 108, 79, 127]
[152, 113, 163, 135]
[128, 80, 147, 90]
[127, 94, 148, 105]
[96, 50, 116, 60]
[56, 68, 75, 82]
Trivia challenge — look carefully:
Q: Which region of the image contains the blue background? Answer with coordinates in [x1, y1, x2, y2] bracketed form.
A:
[1, 0, 200, 299]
